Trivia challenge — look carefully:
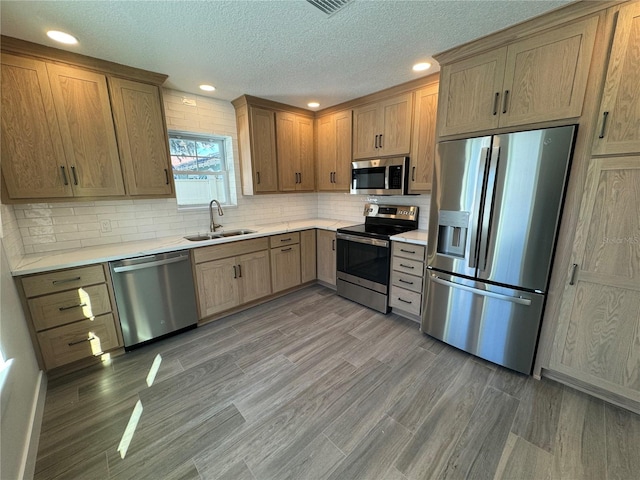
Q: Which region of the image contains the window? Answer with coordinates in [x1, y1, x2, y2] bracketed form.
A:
[169, 132, 232, 207]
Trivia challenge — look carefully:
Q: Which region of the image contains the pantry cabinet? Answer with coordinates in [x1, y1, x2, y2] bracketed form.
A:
[316, 109, 352, 191]
[592, 1, 640, 156]
[409, 84, 438, 192]
[277, 111, 315, 191]
[353, 92, 413, 159]
[438, 16, 598, 136]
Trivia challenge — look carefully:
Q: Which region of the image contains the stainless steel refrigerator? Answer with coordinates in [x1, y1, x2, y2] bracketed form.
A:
[422, 125, 576, 374]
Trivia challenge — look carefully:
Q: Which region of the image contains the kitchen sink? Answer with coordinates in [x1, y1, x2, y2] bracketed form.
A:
[184, 229, 256, 241]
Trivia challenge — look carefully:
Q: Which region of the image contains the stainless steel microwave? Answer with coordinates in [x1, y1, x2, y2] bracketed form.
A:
[350, 157, 409, 195]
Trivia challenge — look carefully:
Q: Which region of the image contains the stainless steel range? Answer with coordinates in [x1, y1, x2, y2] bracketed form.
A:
[336, 203, 419, 313]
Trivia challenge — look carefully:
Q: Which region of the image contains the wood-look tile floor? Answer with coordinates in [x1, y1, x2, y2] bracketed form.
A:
[35, 285, 640, 480]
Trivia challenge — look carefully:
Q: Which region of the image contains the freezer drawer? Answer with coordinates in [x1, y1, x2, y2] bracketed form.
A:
[422, 272, 545, 374]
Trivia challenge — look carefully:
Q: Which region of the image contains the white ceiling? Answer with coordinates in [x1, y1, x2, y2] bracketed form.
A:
[0, 0, 572, 110]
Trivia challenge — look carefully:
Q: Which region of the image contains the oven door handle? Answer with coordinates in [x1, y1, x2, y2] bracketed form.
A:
[337, 233, 389, 248]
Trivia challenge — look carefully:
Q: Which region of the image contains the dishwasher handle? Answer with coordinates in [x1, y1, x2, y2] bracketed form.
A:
[112, 254, 190, 273]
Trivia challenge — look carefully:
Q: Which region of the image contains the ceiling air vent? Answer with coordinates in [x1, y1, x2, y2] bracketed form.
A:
[306, 0, 354, 16]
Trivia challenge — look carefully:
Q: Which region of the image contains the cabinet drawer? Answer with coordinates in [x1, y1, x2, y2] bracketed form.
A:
[22, 265, 106, 297]
[29, 284, 112, 331]
[193, 237, 269, 264]
[269, 232, 300, 248]
[392, 242, 425, 262]
[392, 256, 424, 276]
[389, 286, 422, 316]
[37, 313, 120, 370]
[391, 270, 423, 294]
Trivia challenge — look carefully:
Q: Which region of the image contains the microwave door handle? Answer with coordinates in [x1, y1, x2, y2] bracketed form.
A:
[478, 146, 500, 271]
[384, 165, 390, 190]
[469, 147, 490, 269]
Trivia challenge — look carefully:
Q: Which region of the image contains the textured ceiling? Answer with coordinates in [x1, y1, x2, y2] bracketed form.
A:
[0, 0, 572, 110]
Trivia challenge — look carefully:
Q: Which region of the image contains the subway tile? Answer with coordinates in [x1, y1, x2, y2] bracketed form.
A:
[55, 231, 101, 241]
[78, 223, 101, 232]
[73, 205, 117, 215]
[80, 236, 123, 247]
[52, 215, 98, 225]
[121, 232, 155, 243]
[50, 207, 76, 216]
[32, 240, 82, 253]
[22, 235, 56, 245]
[27, 226, 55, 236]
[18, 217, 53, 228]
[23, 208, 53, 218]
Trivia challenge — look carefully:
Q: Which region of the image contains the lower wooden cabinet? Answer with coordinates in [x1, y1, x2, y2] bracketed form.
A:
[389, 242, 426, 320]
[300, 229, 317, 283]
[193, 238, 271, 319]
[316, 229, 336, 287]
[17, 263, 123, 371]
[270, 232, 301, 293]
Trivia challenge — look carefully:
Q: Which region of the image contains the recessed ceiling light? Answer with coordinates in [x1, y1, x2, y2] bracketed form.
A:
[412, 62, 431, 72]
[307, 102, 320, 108]
[199, 84, 216, 92]
[46, 30, 78, 45]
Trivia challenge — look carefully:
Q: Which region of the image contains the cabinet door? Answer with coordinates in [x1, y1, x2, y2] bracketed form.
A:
[379, 92, 413, 157]
[196, 257, 240, 318]
[109, 78, 172, 196]
[352, 103, 379, 159]
[593, 2, 640, 156]
[297, 115, 315, 191]
[316, 229, 336, 286]
[333, 109, 352, 191]
[47, 64, 125, 197]
[438, 48, 506, 136]
[551, 156, 640, 404]
[250, 107, 278, 193]
[276, 111, 298, 191]
[500, 16, 598, 128]
[238, 250, 271, 303]
[409, 85, 438, 192]
[1, 54, 72, 199]
[300, 229, 317, 283]
[271, 244, 301, 293]
[316, 114, 335, 191]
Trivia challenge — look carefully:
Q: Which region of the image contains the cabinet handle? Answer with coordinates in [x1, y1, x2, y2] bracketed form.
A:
[412, 166, 416, 182]
[164, 168, 169, 185]
[53, 276, 81, 285]
[400, 248, 416, 254]
[60, 166, 69, 186]
[397, 297, 412, 304]
[379, 134, 383, 148]
[502, 90, 510, 114]
[281, 247, 292, 252]
[68, 336, 96, 346]
[493, 92, 500, 116]
[256, 172, 261, 184]
[237, 264, 242, 278]
[298, 172, 302, 184]
[233, 265, 237, 279]
[331, 172, 335, 183]
[374, 134, 379, 149]
[59, 302, 87, 311]
[332, 239, 335, 251]
[598, 111, 609, 139]
[399, 263, 415, 269]
[70, 166, 78, 185]
[280, 238, 292, 242]
[398, 278, 414, 285]
[569, 263, 578, 285]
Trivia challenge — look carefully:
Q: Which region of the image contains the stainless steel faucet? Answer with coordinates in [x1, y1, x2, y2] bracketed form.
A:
[209, 199, 224, 232]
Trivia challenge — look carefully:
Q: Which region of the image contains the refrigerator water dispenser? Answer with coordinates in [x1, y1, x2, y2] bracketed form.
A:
[437, 210, 470, 258]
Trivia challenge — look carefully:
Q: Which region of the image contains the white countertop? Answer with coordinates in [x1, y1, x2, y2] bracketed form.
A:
[12, 219, 428, 276]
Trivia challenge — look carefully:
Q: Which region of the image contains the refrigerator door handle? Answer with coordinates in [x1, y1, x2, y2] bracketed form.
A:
[469, 147, 491, 269]
[430, 274, 532, 306]
[478, 146, 500, 271]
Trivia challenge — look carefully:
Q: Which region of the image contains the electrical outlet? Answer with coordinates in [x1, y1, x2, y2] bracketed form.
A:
[100, 220, 112, 233]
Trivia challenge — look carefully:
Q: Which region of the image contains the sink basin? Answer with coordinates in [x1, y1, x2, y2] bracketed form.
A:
[184, 229, 256, 241]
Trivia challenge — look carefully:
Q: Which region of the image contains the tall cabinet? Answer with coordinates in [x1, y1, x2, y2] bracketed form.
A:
[316, 109, 352, 192]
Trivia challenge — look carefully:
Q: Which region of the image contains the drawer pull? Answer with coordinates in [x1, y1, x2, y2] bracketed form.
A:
[280, 238, 292, 242]
[59, 303, 87, 311]
[281, 247, 292, 252]
[398, 278, 414, 285]
[397, 298, 412, 304]
[68, 336, 96, 346]
[400, 249, 416, 254]
[52, 276, 82, 285]
[399, 264, 415, 269]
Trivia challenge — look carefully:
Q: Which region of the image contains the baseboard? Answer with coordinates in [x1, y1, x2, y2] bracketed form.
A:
[20, 371, 47, 480]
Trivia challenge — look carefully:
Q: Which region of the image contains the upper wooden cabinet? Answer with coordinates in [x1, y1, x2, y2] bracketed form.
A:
[353, 92, 413, 159]
[109, 78, 173, 196]
[276, 111, 315, 191]
[438, 16, 598, 136]
[592, 2, 640, 156]
[316, 109, 352, 192]
[409, 84, 438, 192]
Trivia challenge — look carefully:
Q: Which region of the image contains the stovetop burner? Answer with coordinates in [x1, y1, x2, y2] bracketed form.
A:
[337, 203, 419, 240]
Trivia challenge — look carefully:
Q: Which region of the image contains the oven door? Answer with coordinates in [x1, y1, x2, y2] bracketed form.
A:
[336, 233, 390, 292]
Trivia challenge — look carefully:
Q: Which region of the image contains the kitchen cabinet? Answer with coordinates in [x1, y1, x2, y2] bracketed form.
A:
[316, 229, 336, 287]
[18, 264, 122, 371]
[438, 16, 598, 136]
[409, 84, 438, 192]
[1, 54, 125, 199]
[194, 238, 271, 319]
[352, 92, 413, 159]
[316, 109, 352, 191]
[270, 232, 301, 293]
[389, 242, 426, 319]
[592, 2, 640, 156]
[109, 77, 173, 196]
[549, 156, 640, 411]
[276, 111, 315, 191]
[300, 229, 317, 283]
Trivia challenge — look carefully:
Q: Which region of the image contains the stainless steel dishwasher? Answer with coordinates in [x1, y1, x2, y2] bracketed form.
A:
[110, 250, 198, 350]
